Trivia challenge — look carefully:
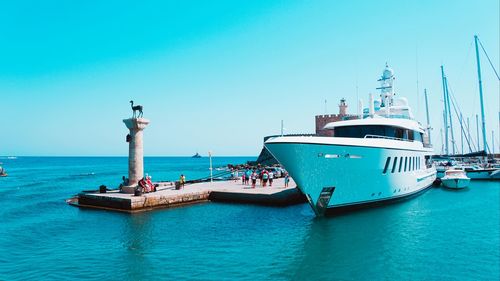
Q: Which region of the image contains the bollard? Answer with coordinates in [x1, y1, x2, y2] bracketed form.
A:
[134, 189, 142, 196]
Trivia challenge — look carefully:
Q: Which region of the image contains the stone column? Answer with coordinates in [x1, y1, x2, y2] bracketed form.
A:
[122, 118, 150, 193]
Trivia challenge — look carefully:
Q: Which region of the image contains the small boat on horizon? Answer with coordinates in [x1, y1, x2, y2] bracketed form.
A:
[441, 169, 470, 189]
[192, 152, 202, 158]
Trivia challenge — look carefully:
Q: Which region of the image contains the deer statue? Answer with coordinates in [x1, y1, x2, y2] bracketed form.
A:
[130, 100, 143, 118]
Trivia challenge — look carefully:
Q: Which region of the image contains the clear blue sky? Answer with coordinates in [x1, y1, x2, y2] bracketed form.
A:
[1, 0, 499, 156]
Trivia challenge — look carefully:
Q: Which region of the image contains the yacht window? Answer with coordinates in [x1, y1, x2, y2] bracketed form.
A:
[385, 127, 397, 138]
[425, 155, 432, 168]
[334, 125, 384, 138]
[395, 128, 405, 139]
[403, 130, 409, 140]
[414, 132, 423, 143]
[333, 125, 417, 140]
[391, 157, 398, 173]
[409, 157, 412, 171]
[408, 130, 414, 140]
[398, 157, 403, 172]
[383, 157, 391, 174]
[404, 157, 408, 172]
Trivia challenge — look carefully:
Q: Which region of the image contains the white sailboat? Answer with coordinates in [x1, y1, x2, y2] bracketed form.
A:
[436, 36, 499, 180]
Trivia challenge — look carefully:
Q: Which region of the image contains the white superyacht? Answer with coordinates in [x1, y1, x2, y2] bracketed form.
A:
[265, 65, 437, 215]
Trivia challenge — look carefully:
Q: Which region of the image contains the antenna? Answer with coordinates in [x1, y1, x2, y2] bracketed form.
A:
[416, 43, 420, 118]
[356, 79, 359, 116]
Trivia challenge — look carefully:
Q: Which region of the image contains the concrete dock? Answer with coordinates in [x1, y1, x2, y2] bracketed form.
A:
[70, 178, 306, 213]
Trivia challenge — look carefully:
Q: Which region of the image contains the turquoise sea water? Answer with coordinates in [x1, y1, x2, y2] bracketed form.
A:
[0, 157, 498, 280]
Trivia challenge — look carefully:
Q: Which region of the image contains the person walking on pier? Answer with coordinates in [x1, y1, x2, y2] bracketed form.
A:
[284, 173, 290, 188]
[245, 169, 251, 185]
[262, 170, 269, 187]
[268, 171, 274, 187]
[180, 174, 186, 189]
[251, 170, 257, 188]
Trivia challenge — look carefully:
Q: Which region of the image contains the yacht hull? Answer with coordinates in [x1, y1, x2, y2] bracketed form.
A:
[441, 178, 470, 189]
[465, 169, 499, 180]
[265, 137, 436, 215]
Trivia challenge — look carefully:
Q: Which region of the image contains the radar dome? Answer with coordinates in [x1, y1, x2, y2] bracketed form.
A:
[382, 65, 394, 79]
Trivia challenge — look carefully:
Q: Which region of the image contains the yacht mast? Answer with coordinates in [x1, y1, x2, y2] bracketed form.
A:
[424, 89, 431, 143]
[377, 63, 395, 117]
[474, 35, 488, 155]
[440, 66, 449, 155]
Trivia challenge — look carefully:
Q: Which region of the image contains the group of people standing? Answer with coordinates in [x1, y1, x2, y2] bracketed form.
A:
[240, 168, 289, 188]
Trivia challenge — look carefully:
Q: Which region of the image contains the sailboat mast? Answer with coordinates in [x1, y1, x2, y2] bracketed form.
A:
[440, 66, 449, 155]
[424, 89, 431, 143]
[460, 113, 464, 154]
[493, 130, 495, 155]
[476, 114, 480, 151]
[440, 127, 444, 154]
[444, 76, 455, 154]
[467, 117, 474, 153]
[474, 35, 488, 155]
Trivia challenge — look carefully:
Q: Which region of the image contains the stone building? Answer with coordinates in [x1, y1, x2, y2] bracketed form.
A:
[315, 98, 358, 137]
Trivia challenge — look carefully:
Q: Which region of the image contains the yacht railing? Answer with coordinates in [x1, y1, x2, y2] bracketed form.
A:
[361, 113, 412, 120]
[364, 134, 432, 148]
[364, 134, 413, 142]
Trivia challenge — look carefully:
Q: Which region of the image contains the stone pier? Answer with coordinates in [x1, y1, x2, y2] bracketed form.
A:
[122, 118, 150, 193]
[70, 178, 306, 213]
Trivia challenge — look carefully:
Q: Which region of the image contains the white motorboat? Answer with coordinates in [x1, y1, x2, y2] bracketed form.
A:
[265, 65, 436, 215]
[441, 169, 470, 189]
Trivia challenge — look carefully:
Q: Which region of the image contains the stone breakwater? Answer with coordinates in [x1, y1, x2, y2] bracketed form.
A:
[70, 178, 306, 213]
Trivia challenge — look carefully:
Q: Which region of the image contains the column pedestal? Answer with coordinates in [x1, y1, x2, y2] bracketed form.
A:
[122, 118, 150, 193]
